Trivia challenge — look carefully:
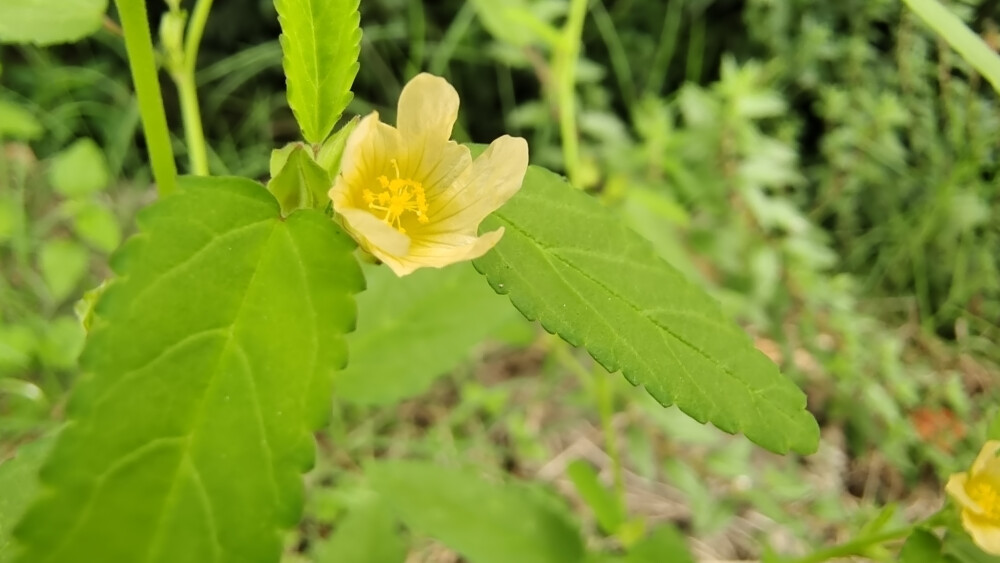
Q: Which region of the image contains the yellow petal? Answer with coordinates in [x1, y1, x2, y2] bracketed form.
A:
[397, 73, 459, 143]
[380, 228, 505, 276]
[337, 207, 411, 258]
[963, 509, 1000, 555]
[973, 441, 1000, 475]
[948, 473, 987, 516]
[428, 135, 529, 233]
[402, 139, 471, 198]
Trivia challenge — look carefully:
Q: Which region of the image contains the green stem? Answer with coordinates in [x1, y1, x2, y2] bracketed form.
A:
[786, 509, 950, 563]
[555, 0, 587, 188]
[595, 371, 627, 522]
[114, 0, 178, 196]
[785, 527, 912, 563]
[173, 72, 209, 176]
[173, 0, 213, 176]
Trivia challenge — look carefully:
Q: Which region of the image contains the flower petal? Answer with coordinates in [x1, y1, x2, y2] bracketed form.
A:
[973, 441, 1000, 475]
[380, 228, 505, 276]
[963, 510, 1000, 555]
[337, 207, 411, 258]
[333, 113, 405, 207]
[397, 73, 459, 143]
[427, 135, 529, 233]
[948, 473, 987, 515]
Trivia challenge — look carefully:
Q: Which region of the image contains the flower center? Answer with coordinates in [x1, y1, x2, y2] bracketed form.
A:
[362, 159, 429, 234]
[969, 479, 1000, 520]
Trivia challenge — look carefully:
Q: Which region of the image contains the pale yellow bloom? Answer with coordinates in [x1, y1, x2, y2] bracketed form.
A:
[947, 440, 1000, 555]
[329, 73, 529, 276]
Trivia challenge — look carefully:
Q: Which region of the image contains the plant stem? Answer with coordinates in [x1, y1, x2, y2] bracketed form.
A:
[555, 0, 587, 188]
[595, 370, 627, 522]
[172, 0, 214, 176]
[114, 0, 178, 196]
[785, 526, 913, 563]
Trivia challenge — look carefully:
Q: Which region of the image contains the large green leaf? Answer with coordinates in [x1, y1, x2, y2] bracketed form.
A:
[0, 0, 106, 46]
[13, 177, 363, 563]
[369, 460, 584, 563]
[335, 263, 525, 405]
[474, 166, 819, 455]
[275, 0, 361, 144]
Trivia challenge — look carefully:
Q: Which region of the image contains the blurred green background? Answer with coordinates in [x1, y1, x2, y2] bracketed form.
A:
[2, 0, 1000, 560]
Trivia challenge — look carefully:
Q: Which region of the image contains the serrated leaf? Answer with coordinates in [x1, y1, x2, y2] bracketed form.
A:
[370, 460, 584, 563]
[276, 0, 361, 144]
[0, 436, 55, 563]
[0, 101, 42, 140]
[0, 0, 106, 46]
[38, 239, 89, 303]
[566, 460, 624, 536]
[335, 263, 522, 406]
[474, 166, 819, 455]
[13, 176, 363, 563]
[266, 145, 331, 215]
[48, 139, 109, 197]
[312, 499, 405, 563]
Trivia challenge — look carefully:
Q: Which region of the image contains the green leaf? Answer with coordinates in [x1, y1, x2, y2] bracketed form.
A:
[316, 116, 358, 176]
[0, 0, 106, 46]
[312, 500, 405, 563]
[469, 0, 560, 47]
[566, 460, 624, 536]
[48, 139, 110, 197]
[70, 200, 122, 253]
[0, 101, 42, 140]
[335, 263, 522, 406]
[0, 325, 37, 375]
[474, 166, 819, 455]
[266, 145, 331, 215]
[38, 239, 89, 303]
[37, 316, 85, 371]
[902, 0, 1000, 96]
[0, 196, 21, 245]
[14, 176, 364, 563]
[370, 460, 584, 563]
[276, 0, 361, 144]
[625, 526, 695, 563]
[0, 436, 55, 563]
[901, 529, 947, 563]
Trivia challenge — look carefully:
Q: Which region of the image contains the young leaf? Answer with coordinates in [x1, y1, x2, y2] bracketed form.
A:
[0, 0, 107, 46]
[474, 166, 819, 455]
[566, 460, 624, 536]
[266, 145, 331, 215]
[275, 0, 361, 144]
[335, 263, 523, 406]
[901, 529, 945, 563]
[312, 499, 405, 563]
[14, 177, 363, 563]
[0, 436, 55, 563]
[70, 200, 122, 254]
[0, 101, 42, 140]
[370, 461, 584, 563]
[48, 139, 110, 197]
[626, 526, 695, 563]
[38, 239, 90, 303]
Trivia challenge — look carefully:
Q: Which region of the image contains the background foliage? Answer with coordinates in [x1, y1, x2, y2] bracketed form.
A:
[1, 0, 999, 560]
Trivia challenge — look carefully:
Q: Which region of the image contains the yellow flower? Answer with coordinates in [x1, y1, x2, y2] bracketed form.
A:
[947, 440, 1000, 555]
[329, 73, 529, 276]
